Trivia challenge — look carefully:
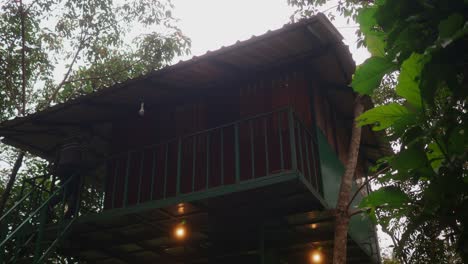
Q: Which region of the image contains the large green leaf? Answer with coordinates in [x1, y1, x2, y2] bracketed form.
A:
[395, 53, 427, 109]
[360, 186, 409, 209]
[357, 7, 386, 57]
[357, 7, 377, 35]
[391, 144, 427, 171]
[351, 57, 395, 95]
[357, 103, 412, 131]
[365, 32, 386, 57]
[438, 13, 466, 48]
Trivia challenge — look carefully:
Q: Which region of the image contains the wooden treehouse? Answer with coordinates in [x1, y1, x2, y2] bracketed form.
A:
[0, 14, 389, 264]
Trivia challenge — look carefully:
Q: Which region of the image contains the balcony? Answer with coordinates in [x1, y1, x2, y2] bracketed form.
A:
[102, 107, 323, 212]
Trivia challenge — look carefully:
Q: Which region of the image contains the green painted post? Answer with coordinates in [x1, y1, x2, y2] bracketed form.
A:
[234, 124, 240, 183]
[163, 144, 169, 199]
[259, 224, 265, 264]
[310, 138, 319, 191]
[150, 150, 156, 200]
[123, 153, 131, 207]
[263, 118, 269, 175]
[249, 120, 255, 178]
[111, 162, 118, 209]
[288, 109, 298, 171]
[304, 133, 312, 184]
[278, 113, 284, 170]
[137, 151, 145, 204]
[206, 133, 210, 189]
[33, 207, 48, 264]
[220, 129, 224, 185]
[296, 122, 304, 174]
[192, 137, 196, 192]
[176, 138, 182, 196]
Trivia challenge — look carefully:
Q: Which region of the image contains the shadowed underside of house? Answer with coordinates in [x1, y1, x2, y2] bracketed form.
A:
[0, 13, 389, 264]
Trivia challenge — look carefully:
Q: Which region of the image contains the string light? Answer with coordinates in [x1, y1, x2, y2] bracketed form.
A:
[310, 249, 323, 263]
[173, 221, 188, 240]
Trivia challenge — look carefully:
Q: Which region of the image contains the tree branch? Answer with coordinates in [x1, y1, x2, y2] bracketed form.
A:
[0, 151, 24, 216]
[346, 166, 390, 210]
[20, 0, 26, 115]
[45, 31, 89, 106]
[333, 94, 365, 264]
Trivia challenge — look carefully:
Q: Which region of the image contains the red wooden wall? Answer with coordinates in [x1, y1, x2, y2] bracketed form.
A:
[103, 70, 315, 210]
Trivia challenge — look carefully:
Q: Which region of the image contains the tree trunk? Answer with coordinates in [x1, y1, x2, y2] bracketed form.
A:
[0, 152, 25, 216]
[332, 95, 364, 264]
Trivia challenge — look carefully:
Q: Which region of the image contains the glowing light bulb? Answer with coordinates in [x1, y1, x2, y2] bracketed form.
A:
[310, 250, 323, 263]
[174, 225, 187, 240]
[177, 204, 185, 214]
[310, 223, 317, 229]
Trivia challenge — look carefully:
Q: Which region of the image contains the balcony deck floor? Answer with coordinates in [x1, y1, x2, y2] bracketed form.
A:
[42, 172, 374, 264]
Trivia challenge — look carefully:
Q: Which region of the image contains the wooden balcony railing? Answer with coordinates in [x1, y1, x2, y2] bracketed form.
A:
[102, 107, 322, 211]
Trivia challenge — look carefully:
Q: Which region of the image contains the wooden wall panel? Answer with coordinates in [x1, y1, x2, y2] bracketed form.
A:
[104, 69, 318, 210]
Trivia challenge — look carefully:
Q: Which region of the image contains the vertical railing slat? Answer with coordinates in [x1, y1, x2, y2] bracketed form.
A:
[123, 152, 131, 207]
[111, 161, 118, 209]
[220, 129, 224, 185]
[176, 138, 182, 196]
[288, 109, 298, 171]
[206, 133, 211, 189]
[278, 113, 284, 170]
[150, 149, 156, 201]
[310, 138, 319, 191]
[137, 151, 144, 204]
[296, 121, 304, 175]
[235, 124, 240, 183]
[249, 120, 255, 178]
[163, 144, 169, 199]
[263, 117, 269, 176]
[192, 137, 196, 192]
[304, 132, 312, 185]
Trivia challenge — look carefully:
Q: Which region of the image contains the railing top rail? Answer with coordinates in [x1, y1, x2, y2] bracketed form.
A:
[106, 106, 293, 161]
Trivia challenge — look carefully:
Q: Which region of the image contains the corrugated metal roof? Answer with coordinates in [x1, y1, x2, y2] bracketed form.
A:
[0, 13, 386, 161]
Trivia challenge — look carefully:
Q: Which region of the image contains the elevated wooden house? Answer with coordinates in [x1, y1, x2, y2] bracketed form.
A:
[0, 14, 388, 264]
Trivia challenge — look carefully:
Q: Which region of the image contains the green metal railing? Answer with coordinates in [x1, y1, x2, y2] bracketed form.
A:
[0, 172, 84, 263]
[104, 107, 322, 210]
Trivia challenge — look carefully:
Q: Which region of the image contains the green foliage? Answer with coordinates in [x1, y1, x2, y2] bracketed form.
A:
[290, 0, 468, 262]
[351, 57, 395, 95]
[0, 0, 191, 119]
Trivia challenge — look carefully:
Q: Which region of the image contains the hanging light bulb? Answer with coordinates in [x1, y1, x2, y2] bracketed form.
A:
[138, 102, 145, 116]
[309, 249, 324, 263]
[173, 221, 188, 240]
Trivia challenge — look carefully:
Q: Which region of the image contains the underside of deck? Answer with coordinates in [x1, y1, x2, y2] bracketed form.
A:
[45, 173, 375, 264]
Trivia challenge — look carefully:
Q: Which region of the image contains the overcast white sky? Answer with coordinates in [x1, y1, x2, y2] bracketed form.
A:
[171, 0, 369, 64]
